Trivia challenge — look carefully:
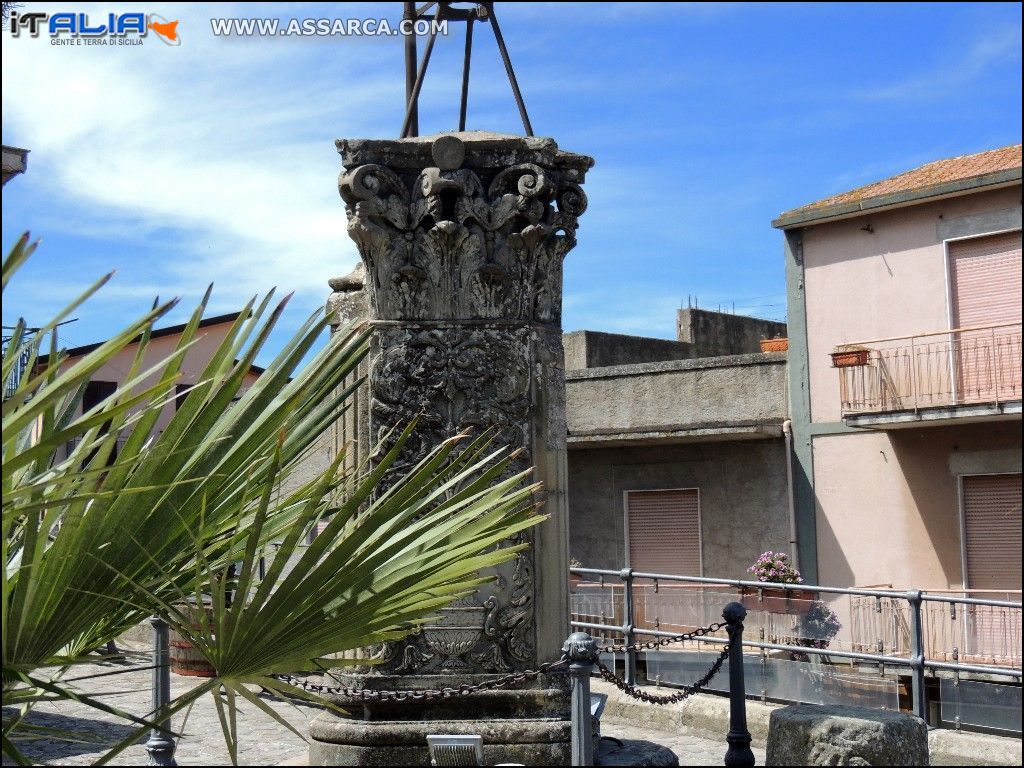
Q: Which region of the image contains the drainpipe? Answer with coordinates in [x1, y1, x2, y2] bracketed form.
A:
[782, 419, 799, 570]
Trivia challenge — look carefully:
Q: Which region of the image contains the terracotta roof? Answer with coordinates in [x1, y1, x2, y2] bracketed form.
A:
[774, 144, 1022, 228]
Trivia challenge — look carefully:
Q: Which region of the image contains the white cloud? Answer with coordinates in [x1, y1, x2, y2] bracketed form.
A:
[853, 25, 1022, 102]
[1, 2, 411, 319]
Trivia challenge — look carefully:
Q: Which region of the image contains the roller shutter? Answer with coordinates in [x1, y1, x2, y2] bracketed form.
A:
[948, 231, 1022, 403]
[626, 489, 701, 575]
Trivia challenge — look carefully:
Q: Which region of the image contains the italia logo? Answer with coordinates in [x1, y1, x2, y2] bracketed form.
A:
[8, 11, 181, 46]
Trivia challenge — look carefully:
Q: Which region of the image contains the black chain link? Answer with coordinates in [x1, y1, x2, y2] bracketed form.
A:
[597, 643, 730, 704]
[601, 620, 728, 654]
[269, 657, 569, 702]
[267, 620, 729, 704]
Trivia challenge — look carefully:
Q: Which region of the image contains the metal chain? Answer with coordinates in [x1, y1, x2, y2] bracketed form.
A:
[601, 620, 728, 654]
[267, 620, 728, 704]
[270, 657, 569, 702]
[597, 643, 730, 704]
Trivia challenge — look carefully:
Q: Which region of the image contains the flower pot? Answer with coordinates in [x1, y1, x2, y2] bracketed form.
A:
[169, 604, 217, 678]
[741, 587, 818, 615]
[760, 338, 789, 353]
[831, 349, 870, 367]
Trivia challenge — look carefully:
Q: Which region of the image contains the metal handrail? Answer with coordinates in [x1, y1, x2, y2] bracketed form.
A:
[570, 567, 1023, 719]
[836, 321, 1022, 349]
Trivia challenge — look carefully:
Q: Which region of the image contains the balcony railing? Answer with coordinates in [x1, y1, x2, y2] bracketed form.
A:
[836, 322, 1022, 416]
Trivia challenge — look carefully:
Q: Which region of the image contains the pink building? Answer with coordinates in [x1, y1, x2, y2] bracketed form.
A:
[45, 312, 264, 459]
[773, 145, 1021, 606]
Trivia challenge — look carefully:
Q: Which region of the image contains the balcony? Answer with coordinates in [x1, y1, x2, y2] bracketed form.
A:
[835, 323, 1022, 428]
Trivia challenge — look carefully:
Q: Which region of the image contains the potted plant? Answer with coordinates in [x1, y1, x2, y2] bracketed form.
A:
[569, 557, 584, 592]
[741, 551, 818, 614]
[760, 337, 789, 353]
[792, 601, 842, 661]
[831, 345, 870, 367]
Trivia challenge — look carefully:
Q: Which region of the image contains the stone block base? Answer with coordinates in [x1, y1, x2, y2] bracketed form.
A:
[766, 704, 928, 766]
[308, 715, 571, 766]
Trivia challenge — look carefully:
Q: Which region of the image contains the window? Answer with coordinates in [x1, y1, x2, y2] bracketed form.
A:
[961, 472, 1022, 593]
[959, 472, 1021, 662]
[947, 231, 1022, 403]
[624, 488, 701, 575]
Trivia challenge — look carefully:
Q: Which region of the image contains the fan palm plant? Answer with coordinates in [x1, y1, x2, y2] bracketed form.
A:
[2, 233, 545, 764]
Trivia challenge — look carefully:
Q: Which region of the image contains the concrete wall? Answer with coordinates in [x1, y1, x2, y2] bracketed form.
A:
[801, 187, 1021, 423]
[563, 330, 694, 371]
[813, 422, 1021, 590]
[677, 308, 786, 358]
[568, 440, 790, 578]
[566, 352, 788, 443]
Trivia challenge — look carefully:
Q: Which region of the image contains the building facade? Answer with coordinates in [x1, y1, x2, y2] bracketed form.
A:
[773, 144, 1022, 595]
[564, 311, 793, 580]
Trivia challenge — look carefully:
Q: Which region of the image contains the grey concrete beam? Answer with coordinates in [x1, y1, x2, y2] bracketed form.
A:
[844, 401, 1022, 429]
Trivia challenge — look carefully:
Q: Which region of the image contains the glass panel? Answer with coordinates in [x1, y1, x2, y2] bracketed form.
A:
[644, 649, 898, 710]
[939, 678, 1022, 734]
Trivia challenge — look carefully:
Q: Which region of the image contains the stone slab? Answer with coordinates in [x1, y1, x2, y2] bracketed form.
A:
[766, 704, 928, 766]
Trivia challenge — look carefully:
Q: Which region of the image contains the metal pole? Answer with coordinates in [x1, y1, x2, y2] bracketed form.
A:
[402, 1, 418, 137]
[458, 17, 474, 131]
[146, 616, 176, 766]
[723, 602, 754, 768]
[563, 631, 599, 767]
[401, 6, 443, 139]
[486, 4, 534, 136]
[620, 568, 636, 685]
[908, 590, 927, 721]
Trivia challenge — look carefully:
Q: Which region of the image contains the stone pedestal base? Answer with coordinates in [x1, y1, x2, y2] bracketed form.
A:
[309, 715, 571, 766]
[307, 674, 581, 766]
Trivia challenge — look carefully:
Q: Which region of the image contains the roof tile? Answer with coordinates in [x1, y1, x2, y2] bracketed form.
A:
[778, 144, 1022, 223]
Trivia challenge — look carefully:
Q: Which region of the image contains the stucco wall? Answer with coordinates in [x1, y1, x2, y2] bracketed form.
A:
[563, 330, 694, 371]
[567, 440, 790, 578]
[566, 352, 788, 440]
[801, 187, 1021, 423]
[59, 322, 261, 435]
[813, 422, 1021, 590]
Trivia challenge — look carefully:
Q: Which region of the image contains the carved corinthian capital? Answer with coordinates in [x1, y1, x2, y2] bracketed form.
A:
[337, 132, 592, 325]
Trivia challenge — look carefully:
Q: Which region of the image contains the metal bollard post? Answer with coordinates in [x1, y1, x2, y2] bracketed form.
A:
[563, 631, 599, 767]
[908, 590, 927, 721]
[723, 602, 755, 768]
[620, 568, 636, 685]
[146, 616, 177, 766]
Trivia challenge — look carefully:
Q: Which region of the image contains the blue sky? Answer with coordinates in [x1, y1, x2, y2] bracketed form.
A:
[2, 2, 1021, 359]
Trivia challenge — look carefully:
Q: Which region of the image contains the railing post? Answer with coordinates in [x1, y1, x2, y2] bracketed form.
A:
[908, 590, 927, 721]
[909, 336, 919, 411]
[723, 602, 755, 768]
[563, 631, 599, 767]
[146, 616, 177, 766]
[620, 568, 636, 685]
[991, 327, 1001, 405]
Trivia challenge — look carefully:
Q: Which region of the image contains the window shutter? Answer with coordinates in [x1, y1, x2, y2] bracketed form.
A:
[962, 473, 1022, 592]
[948, 231, 1023, 403]
[626, 489, 701, 575]
[949, 231, 1022, 329]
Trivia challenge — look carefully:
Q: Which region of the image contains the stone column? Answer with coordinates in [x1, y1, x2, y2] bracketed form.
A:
[308, 131, 591, 766]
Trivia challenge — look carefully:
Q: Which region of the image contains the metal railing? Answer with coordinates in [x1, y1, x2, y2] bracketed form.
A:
[569, 567, 1023, 721]
[835, 322, 1022, 415]
[850, 590, 1022, 667]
